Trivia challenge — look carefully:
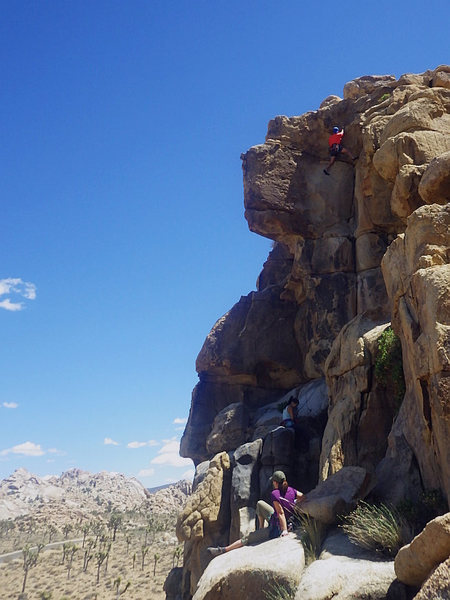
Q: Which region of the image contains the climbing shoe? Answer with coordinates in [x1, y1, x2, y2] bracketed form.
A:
[323, 169, 330, 176]
[207, 546, 226, 557]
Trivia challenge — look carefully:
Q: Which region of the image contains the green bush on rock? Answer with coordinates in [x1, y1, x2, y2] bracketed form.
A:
[340, 501, 413, 558]
[375, 327, 405, 410]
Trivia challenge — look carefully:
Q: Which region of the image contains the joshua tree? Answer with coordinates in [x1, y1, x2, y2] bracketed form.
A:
[95, 550, 108, 585]
[173, 545, 183, 568]
[83, 539, 96, 572]
[62, 524, 73, 539]
[61, 542, 70, 564]
[47, 524, 57, 543]
[153, 552, 160, 576]
[81, 523, 90, 548]
[108, 513, 123, 542]
[141, 545, 149, 570]
[113, 576, 131, 599]
[22, 544, 44, 594]
[66, 544, 78, 579]
[125, 531, 132, 555]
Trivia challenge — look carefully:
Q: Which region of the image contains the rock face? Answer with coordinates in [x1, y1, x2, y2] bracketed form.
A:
[176, 66, 450, 598]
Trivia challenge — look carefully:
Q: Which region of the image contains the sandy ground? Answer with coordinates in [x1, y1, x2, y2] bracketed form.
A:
[0, 533, 182, 600]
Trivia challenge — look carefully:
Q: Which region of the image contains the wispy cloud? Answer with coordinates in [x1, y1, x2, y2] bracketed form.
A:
[173, 417, 187, 425]
[0, 441, 45, 457]
[2, 402, 18, 409]
[137, 468, 155, 478]
[0, 278, 37, 311]
[150, 438, 192, 468]
[127, 440, 158, 449]
[104, 438, 120, 446]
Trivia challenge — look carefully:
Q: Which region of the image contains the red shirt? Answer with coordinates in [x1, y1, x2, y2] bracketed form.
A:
[328, 131, 344, 147]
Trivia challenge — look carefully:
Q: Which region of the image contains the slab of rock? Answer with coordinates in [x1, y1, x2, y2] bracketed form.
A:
[193, 535, 304, 600]
[395, 512, 450, 588]
[299, 466, 371, 524]
[413, 555, 450, 599]
[294, 531, 402, 600]
[418, 150, 450, 204]
[230, 439, 262, 541]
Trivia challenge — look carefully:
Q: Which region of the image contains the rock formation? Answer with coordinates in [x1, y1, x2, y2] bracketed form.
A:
[176, 66, 450, 599]
[0, 467, 191, 523]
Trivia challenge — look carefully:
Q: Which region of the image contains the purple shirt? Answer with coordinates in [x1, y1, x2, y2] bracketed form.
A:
[271, 486, 297, 523]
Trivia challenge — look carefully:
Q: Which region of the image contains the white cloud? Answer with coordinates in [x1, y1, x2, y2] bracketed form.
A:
[2, 402, 18, 409]
[127, 440, 158, 449]
[104, 438, 119, 446]
[0, 441, 45, 457]
[150, 439, 192, 468]
[137, 468, 155, 478]
[0, 278, 37, 311]
[173, 417, 187, 425]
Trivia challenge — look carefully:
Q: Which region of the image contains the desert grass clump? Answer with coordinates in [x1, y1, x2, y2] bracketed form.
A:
[293, 510, 326, 564]
[340, 501, 412, 557]
[264, 579, 297, 600]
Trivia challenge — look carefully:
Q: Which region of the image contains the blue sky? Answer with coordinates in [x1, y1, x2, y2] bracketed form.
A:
[1, 0, 448, 488]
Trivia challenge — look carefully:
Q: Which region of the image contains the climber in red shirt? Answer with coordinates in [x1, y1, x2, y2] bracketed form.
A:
[323, 127, 357, 175]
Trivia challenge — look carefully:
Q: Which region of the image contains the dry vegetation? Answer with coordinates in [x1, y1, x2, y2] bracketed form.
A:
[0, 511, 183, 600]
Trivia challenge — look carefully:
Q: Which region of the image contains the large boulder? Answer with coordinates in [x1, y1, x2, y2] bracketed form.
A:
[395, 512, 450, 588]
[413, 555, 450, 599]
[294, 531, 405, 600]
[193, 535, 304, 600]
[299, 466, 371, 524]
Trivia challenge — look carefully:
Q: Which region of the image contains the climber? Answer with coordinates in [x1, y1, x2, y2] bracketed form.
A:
[323, 126, 357, 175]
[207, 471, 305, 557]
[281, 396, 299, 429]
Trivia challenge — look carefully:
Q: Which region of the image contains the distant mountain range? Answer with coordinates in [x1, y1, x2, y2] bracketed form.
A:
[0, 467, 192, 522]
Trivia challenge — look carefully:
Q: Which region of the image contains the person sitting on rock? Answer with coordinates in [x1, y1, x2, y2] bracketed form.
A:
[281, 396, 299, 429]
[323, 126, 357, 175]
[207, 471, 305, 557]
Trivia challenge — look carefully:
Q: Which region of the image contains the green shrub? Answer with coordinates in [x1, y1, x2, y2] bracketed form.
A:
[379, 93, 391, 102]
[264, 580, 297, 600]
[293, 511, 326, 564]
[340, 501, 412, 557]
[375, 327, 405, 409]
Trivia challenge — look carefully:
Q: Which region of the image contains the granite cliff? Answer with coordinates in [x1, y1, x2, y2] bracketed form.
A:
[175, 66, 450, 599]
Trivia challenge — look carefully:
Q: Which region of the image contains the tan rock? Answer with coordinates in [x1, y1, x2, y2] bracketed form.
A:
[418, 150, 450, 204]
[299, 466, 371, 524]
[295, 531, 400, 600]
[176, 452, 231, 595]
[395, 513, 450, 588]
[381, 204, 450, 502]
[321, 316, 396, 479]
[413, 556, 450, 599]
[343, 75, 396, 100]
[193, 535, 304, 600]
